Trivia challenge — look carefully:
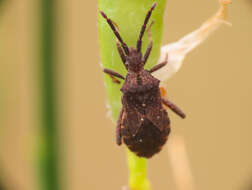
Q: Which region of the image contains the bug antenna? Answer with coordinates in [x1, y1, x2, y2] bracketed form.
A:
[136, 2, 157, 52]
[100, 11, 129, 55]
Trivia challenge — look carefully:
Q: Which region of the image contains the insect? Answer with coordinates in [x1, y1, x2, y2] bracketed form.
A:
[100, 2, 186, 158]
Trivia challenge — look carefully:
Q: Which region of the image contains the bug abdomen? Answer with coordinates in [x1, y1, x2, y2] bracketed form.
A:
[122, 118, 170, 158]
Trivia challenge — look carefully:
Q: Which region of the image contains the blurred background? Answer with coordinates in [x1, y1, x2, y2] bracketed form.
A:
[0, 0, 251, 190]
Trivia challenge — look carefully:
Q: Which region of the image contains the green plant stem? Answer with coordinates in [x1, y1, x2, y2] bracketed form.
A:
[0, 5, 7, 190]
[38, 0, 60, 190]
[127, 149, 150, 190]
[98, 1, 166, 190]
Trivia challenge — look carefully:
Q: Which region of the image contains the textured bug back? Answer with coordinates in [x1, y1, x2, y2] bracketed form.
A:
[120, 70, 171, 158]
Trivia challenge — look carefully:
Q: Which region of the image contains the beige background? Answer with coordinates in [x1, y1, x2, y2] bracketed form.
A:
[0, 0, 252, 190]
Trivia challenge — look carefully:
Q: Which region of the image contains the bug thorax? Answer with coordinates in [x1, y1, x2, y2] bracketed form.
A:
[126, 47, 143, 73]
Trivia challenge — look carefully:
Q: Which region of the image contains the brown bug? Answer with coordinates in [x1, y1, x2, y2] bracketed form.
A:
[100, 2, 186, 158]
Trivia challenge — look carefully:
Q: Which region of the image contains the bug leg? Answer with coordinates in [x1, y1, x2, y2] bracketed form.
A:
[149, 53, 168, 73]
[143, 42, 152, 65]
[137, 2, 156, 52]
[162, 98, 186, 119]
[116, 109, 124, 145]
[103, 68, 125, 84]
[116, 40, 126, 66]
[103, 68, 125, 80]
[142, 21, 154, 66]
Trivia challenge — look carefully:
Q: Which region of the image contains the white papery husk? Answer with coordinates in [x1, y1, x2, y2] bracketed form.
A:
[153, 0, 231, 86]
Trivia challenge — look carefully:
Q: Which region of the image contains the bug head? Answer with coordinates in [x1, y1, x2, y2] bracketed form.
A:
[125, 47, 143, 72]
[100, 2, 157, 72]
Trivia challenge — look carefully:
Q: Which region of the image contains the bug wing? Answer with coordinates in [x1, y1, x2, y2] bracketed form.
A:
[122, 105, 144, 136]
[145, 105, 170, 132]
[144, 87, 170, 132]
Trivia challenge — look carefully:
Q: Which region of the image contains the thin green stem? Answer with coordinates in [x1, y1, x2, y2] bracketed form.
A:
[0, 3, 7, 189]
[127, 150, 150, 190]
[37, 0, 60, 190]
[98, 1, 166, 190]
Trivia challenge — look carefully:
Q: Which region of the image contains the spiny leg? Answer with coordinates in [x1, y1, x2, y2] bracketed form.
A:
[162, 98, 186, 119]
[103, 68, 125, 80]
[103, 68, 125, 84]
[137, 2, 157, 52]
[142, 21, 154, 66]
[116, 109, 124, 145]
[100, 11, 129, 55]
[149, 53, 168, 73]
[116, 40, 126, 66]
